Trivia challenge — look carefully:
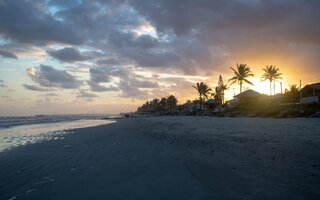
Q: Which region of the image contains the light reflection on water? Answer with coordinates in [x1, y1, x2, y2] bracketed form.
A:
[0, 119, 114, 152]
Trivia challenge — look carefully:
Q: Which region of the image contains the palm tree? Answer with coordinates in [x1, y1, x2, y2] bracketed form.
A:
[192, 82, 211, 109]
[229, 63, 254, 93]
[261, 65, 282, 95]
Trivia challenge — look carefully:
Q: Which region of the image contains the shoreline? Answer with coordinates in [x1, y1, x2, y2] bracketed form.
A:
[1, 116, 319, 199]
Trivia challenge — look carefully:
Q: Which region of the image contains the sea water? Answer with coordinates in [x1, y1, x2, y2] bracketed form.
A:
[0, 115, 116, 152]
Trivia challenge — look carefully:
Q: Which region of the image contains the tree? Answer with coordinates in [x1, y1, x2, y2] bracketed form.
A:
[261, 65, 282, 95]
[212, 87, 222, 103]
[229, 63, 254, 93]
[192, 82, 212, 109]
[151, 98, 160, 111]
[159, 97, 167, 111]
[283, 84, 300, 103]
[216, 75, 228, 104]
[167, 95, 178, 113]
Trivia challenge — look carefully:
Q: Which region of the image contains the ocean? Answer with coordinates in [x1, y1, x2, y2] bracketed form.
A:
[0, 114, 117, 152]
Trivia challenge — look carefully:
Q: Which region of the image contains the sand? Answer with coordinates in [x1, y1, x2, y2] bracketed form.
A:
[0, 116, 319, 199]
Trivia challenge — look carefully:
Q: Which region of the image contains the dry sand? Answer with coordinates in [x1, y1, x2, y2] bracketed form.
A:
[0, 116, 319, 199]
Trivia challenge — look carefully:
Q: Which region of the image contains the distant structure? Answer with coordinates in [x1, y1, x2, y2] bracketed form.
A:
[204, 99, 219, 110]
[300, 82, 320, 104]
[227, 89, 264, 107]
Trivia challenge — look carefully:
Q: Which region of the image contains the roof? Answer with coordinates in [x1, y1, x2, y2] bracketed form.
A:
[234, 89, 263, 98]
[303, 82, 320, 90]
[226, 98, 239, 103]
[204, 99, 218, 104]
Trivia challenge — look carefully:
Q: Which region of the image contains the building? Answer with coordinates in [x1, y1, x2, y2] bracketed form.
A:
[300, 82, 320, 104]
[229, 89, 264, 106]
[204, 99, 219, 110]
[187, 103, 201, 112]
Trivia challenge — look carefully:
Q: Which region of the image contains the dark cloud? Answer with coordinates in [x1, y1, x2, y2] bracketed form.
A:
[86, 65, 159, 97]
[96, 58, 119, 66]
[129, 0, 320, 43]
[47, 47, 92, 63]
[0, 49, 18, 59]
[26, 64, 82, 89]
[127, 0, 320, 74]
[109, 31, 158, 49]
[48, 0, 80, 8]
[22, 83, 54, 91]
[89, 68, 111, 83]
[77, 90, 99, 98]
[0, 0, 82, 45]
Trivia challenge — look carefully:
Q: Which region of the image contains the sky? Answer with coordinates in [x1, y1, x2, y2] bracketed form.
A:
[0, 0, 320, 116]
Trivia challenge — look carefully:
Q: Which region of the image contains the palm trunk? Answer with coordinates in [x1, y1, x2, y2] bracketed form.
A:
[273, 81, 276, 96]
[270, 80, 272, 96]
[222, 90, 224, 105]
[240, 81, 242, 93]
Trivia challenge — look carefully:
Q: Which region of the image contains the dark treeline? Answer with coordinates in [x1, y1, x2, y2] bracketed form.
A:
[137, 95, 178, 113]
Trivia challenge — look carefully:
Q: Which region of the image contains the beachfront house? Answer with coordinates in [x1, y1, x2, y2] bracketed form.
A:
[204, 99, 219, 110]
[300, 82, 320, 104]
[187, 102, 201, 112]
[228, 89, 264, 107]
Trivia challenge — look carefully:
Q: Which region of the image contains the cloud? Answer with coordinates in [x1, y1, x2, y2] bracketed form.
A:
[0, 49, 18, 59]
[119, 80, 149, 99]
[26, 64, 82, 89]
[87, 81, 119, 92]
[129, 78, 159, 88]
[0, 0, 82, 45]
[89, 68, 111, 83]
[47, 47, 91, 63]
[96, 58, 120, 66]
[1, 95, 13, 101]
[77, 90, 99, 98]
[48, 0, 80, 8]
[87, 65, 159, 98]
[45, 93, 59, 96]
[22, 83, 54, 91]
[109, 31, 158, 49]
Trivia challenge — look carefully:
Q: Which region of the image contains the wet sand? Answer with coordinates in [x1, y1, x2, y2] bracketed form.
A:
[0, 116, 319, 199]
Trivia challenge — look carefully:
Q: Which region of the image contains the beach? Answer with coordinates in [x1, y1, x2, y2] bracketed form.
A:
[0, 116, 319, 199]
